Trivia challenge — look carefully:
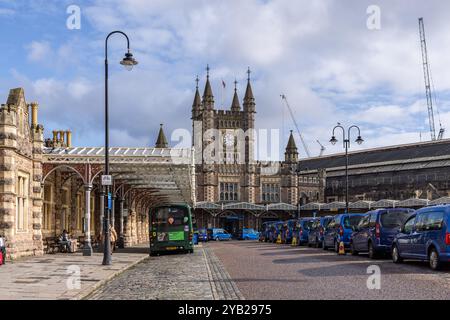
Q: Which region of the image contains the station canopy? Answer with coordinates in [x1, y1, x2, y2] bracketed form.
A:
[43, 147, 195, 206]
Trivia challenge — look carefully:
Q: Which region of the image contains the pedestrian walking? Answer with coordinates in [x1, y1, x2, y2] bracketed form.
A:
[0, 234, 6, 265]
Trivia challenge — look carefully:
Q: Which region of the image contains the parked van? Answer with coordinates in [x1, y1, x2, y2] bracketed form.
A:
[308, 216, 333, 248]
[323, 213, 365, 252]
[392, 205, 450, 270]
[350, 208, 414, 258]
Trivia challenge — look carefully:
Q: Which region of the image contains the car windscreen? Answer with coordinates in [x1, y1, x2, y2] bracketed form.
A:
[302, 220, 315, 229]
[215, 228, 225, 233]
[153, 207, 188, 227]
[381, 210, 412, 228]
[322, 217, 332, 227]
[343, 215, 363, 228]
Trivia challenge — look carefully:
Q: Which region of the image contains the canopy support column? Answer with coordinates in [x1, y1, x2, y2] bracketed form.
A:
[83, 184, 93, 256]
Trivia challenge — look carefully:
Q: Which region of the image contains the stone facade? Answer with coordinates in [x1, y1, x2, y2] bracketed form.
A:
[191, 70, 322, 229]
[0, 89, 44, 259]
[0, 88, 153, 260]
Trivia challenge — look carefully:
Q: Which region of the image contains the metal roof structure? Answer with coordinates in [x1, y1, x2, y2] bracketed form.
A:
[321, 201, 346, 210]
[429, 197, 450, 205]
[43, 147, 195, 206]
[298, 138, 450, 172]
[194, 202, 298, 211]
[349, 200, 374, 209]
[397, 198, 429, 207]
[300, 202, 322, 210]
[371, 199, 399, 208]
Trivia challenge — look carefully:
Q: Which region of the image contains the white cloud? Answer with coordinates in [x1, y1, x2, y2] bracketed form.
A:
[5, 0, 450, 158]
[26, 41, 52, 62]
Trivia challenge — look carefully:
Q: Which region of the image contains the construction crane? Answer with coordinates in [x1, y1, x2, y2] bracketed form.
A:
[419, 17, 444, 141]
[280, 94, 311, 157]
[316, 140, 326, 157]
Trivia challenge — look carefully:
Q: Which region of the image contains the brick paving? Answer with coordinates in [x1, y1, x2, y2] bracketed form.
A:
[0, 245, 149, 300]
[88, 244, 244, 300]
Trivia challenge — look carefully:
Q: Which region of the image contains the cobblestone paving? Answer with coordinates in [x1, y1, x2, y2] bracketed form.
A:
[88, 245, 244, 300]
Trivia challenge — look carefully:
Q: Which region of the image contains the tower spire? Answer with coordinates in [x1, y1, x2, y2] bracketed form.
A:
[243, 67, 255, 112]
[192, 75, 202, 116]
[202, 64, 214, 109]
[285, 130, 299, 163]
[231, 78, 240, 112]
[155, 124, 169, 148]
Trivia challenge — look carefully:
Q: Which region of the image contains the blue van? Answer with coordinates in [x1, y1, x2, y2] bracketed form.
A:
[207, 228, 232, 241]
[238, 228, 260, 240]
[198, 228, 208, 242]
[392, 205, 450, 270]
[285, 219, 298, 244]
[273, 222, 285, 243]
[308, 216, 333, 248]
[323, 213, 365, 252]
[296, 218, 317, 245]
[350, 208, 414, 258]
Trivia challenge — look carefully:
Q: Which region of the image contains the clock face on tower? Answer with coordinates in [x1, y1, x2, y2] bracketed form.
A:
[223, 133, 235, 147]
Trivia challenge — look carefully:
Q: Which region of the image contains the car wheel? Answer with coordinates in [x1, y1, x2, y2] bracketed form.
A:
[429, 248, 441, 271]
[368, 242, 377, 259]
[392, 245, 403, 264]
[322, 240, 328, 250]
[350, 242, 358, 256]
[215, 237, 219, 241]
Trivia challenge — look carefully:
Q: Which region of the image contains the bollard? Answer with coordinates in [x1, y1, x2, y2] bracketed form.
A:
[338, 241, 346, 255]
[276, 234, 282, 244]
[291, 236, 297, 246]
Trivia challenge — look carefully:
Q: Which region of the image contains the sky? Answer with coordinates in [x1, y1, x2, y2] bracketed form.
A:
[1, 0, 450, 160]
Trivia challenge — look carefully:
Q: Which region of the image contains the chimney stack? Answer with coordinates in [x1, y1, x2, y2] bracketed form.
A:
[59, 130, 65, 145]
[30, 102, 38, 128]
[66, 130, 72, 147]
[52, 130, 58, 144]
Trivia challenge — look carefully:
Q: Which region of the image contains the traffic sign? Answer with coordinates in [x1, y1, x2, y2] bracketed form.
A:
[101, 175, 113, 186]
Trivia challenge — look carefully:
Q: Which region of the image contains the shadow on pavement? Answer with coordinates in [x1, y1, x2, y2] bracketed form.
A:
[296, 259, 450, 277]
[113, 247, 150, 254]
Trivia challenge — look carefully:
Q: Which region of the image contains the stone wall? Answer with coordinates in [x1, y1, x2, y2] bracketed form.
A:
[0, 89, 44, 260]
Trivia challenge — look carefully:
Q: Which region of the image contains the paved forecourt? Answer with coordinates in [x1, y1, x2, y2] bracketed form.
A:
[0, 245, 149, 300]
[208, 240, 450, 300]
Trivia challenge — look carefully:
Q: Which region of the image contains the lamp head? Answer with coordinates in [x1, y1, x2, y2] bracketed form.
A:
[329, 136, 338, 145]
[120, 52, 138, 71]
[355, 136, 364, 145]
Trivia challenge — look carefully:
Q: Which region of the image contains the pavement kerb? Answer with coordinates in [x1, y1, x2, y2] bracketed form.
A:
[76, 255, 150, 300]
[202, 247, 219, 300]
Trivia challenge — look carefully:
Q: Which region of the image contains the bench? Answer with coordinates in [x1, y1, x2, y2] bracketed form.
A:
[44, 237, 59, 254]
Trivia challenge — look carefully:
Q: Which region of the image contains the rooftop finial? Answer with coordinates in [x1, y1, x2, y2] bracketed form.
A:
[234, 79, 238, 92]
[195, 75, 199, 89]
[247, 67, 251, 82]
[206, 64, 210, 79]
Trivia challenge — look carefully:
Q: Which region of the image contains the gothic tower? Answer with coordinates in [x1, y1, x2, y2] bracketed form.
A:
[282, 131, 299, 204]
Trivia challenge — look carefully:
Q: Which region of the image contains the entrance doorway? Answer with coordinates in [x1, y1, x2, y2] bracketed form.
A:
[219, 213, 243, 238]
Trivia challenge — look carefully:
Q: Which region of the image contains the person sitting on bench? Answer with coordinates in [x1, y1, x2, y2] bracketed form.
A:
[59, 230, 73, 253]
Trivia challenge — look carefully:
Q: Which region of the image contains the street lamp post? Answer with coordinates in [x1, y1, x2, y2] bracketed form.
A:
[102, 31, 138, 266]
[329, 124, 364, 214]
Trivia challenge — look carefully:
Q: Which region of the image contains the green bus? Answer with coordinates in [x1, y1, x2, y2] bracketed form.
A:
[149, 204, 194, 256]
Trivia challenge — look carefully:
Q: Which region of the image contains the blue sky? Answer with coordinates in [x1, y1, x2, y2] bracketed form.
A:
[2, 0, 450, 159]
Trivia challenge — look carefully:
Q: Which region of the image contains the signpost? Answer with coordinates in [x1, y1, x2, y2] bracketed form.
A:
[101, 175, 113, 186]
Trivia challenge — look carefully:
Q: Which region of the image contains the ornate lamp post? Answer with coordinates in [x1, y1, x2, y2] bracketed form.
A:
[102, 31, 138, 265]
[329, 124, 364, 213]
